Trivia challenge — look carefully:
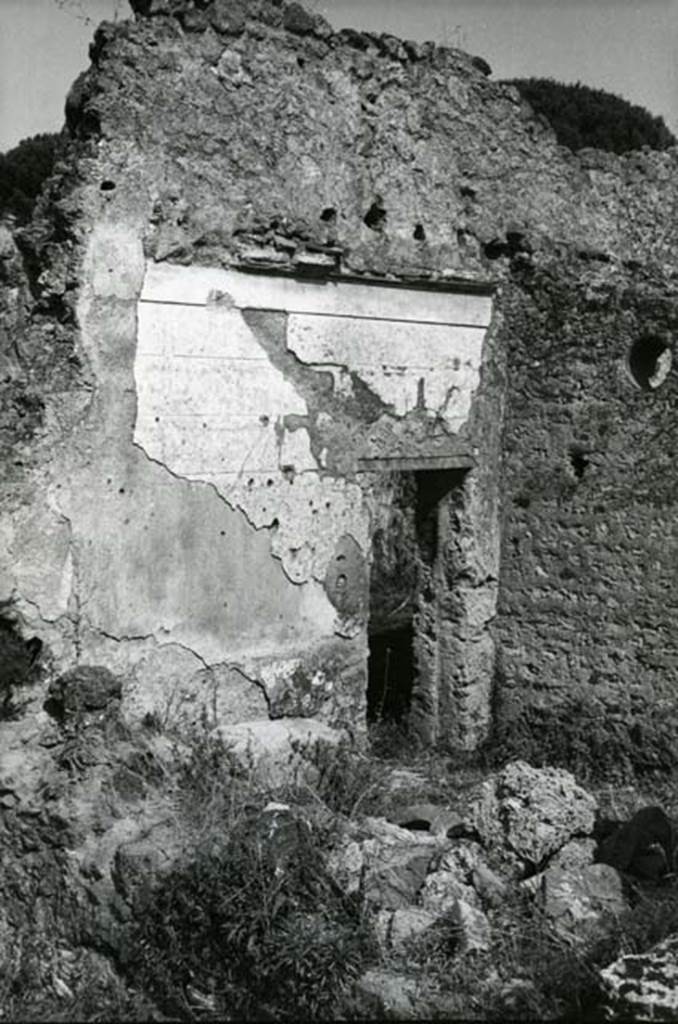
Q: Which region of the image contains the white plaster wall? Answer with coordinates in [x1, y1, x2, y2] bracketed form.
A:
[287, 315, 482, 430]
[134, 265, 492, 588]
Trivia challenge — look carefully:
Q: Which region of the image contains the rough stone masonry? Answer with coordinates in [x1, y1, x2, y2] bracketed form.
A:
[1, 0, 677, 752]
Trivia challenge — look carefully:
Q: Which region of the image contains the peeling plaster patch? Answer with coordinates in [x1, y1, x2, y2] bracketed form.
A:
[222, 472, 368, 584]
[134, 293, 367, 584]
[287, 314, 485, 431]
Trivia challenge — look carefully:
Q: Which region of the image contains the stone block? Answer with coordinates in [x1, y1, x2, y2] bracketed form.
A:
[541, 862, 626, 942]
[472, 761, 597, 871]
[214, 717, 345, 787]
[376, 907, 438, 951]
[601, 935, 678, 1021]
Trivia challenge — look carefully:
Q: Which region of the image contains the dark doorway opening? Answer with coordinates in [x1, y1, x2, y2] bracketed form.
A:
[367, 625, 414, 723]
[366, 467, 465, 724]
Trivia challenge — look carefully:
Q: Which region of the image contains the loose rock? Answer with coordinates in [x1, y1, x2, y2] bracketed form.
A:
[601, 934, 678, 1021]
[451, 898, 492, 953]
[472, 761, 597, 872]
[541, 862, 626, 942]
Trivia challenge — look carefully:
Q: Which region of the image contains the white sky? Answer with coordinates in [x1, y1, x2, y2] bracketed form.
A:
[1, 0, 676, 152]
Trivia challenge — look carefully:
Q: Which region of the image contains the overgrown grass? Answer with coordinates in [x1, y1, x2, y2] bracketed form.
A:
[120, 729, 379, 1020]
[4, 703, 678, 1023]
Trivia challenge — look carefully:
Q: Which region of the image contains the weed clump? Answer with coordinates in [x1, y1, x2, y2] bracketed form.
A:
[121, 728, 378, 1020]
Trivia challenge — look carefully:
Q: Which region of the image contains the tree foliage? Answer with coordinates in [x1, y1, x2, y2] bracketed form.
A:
[504, 77, 676, 154]
[0, 134, 59, 225]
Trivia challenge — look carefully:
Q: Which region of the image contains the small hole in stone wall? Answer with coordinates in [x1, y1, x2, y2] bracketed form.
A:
[569, 446, 590, 479]
[364, 200, 387, 231]
[266, 478, 274, 487]
[297, 56, 305, 68]
[484, 238, 510, 260]
[413, 223, 426, 241]
[460, 185, 477, 200]
[628, 337, 672, 390]
[320, 207, 337, 223]
[100, 180, 116, 192]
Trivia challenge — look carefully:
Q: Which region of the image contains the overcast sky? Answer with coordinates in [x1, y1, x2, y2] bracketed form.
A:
[1, 0, 676, 152]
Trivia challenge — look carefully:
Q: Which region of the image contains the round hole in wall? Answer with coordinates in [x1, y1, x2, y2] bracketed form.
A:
[628, 337, 672, 390]
[100, 180, 116, 192]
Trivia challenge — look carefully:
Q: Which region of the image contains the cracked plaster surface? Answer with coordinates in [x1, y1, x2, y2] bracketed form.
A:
[134, 265, 491, 586]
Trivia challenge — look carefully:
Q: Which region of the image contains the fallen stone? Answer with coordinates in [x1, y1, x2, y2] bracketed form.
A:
[597, 806, 678, 880]
[472, 761, 597, 872]
[208, 0, 246, 35]
[46, 665, 122, 718]
[326, 816, 437, 905]
[471, 862, 507, 907]
[362, 817, 440, 847]
[384, 768, 429, 794]
[541, 862, 625, 942]
[550, 837, 597, 872]
[420, 868, 479, 914]
[214, 718, 344, 787]
[353, 970, 421, 1019]
[325, 836, 364, 895]
[363, 842, 434, 910]
[438, 839, 487, 878]
[375, 907, 438, 951]
[600, 934, 678, 1021]
[283, 2, 317, 35]
[451, 898, 492, 954]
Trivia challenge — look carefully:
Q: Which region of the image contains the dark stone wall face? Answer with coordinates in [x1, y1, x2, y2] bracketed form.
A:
[494, 254, 678, 769]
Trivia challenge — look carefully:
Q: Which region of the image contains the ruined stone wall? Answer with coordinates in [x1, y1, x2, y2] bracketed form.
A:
[495, 251, 678, 753]
[1, 0, 677, 750]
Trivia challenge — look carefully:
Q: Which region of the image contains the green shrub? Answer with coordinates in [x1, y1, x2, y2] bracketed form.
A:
[124, 811, 376, 1020]
[502, 78, 675, 154]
